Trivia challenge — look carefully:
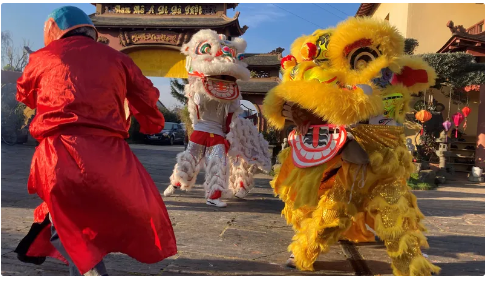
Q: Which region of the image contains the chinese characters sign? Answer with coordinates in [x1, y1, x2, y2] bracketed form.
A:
[104, 4, 217, 15]
[119, 31, 183, 47]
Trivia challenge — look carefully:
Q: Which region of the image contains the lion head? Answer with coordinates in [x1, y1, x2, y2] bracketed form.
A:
[263, 17, 436, 168]
[181, 29, 250, 101]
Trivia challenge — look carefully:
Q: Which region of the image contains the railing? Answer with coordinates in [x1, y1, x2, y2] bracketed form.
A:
[467, 20, 484, 35]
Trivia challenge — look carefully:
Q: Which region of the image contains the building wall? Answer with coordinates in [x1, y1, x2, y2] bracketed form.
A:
[369, 3, 410, 36]
[370, 3, 485, 54]
[406, 3, 485, 54]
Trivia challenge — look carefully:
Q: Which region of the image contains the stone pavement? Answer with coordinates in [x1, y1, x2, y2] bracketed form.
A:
[1, 144, 485, 276]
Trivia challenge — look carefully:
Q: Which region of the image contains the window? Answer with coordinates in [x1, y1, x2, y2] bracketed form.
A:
[163, 123, 174, 130]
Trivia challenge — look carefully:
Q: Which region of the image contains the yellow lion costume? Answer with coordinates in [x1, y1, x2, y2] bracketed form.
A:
[263, 17, 440, 276]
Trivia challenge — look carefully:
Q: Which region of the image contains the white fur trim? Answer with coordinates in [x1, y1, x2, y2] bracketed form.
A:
[228, 157, 256, 194]
[169, 151, 201, 190]
[163, 184, 176, 197]
[203, 154, 231, 199]
[231, 37, 247, 54]
[226, 117, 272, 173]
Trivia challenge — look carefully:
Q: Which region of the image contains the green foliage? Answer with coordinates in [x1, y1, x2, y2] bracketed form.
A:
[127, 116, 145, 143]
[3, 64, 17, 71]
[410, 173, 419, 180]
[178, 105, 193, 136]
[408, 173, 435, 190]
[160, 106, 180, 123]
[404, 38, 419, 55]
[415, 134, 439, 163]
[262, 128, 280, 145]
[419, 52, 485, 89]
[1, 84, 27, 135]
[170, 78, 188, 105]
[416, 183, 435, 190]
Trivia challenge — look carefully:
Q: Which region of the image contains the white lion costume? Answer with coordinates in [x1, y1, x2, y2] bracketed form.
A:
[164, 30, 271, 207]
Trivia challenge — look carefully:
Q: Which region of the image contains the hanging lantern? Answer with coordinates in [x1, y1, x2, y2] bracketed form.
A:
[442, 119, 452, 142]
[415, 110, 432, 135]
[462, 106, 471, 131]
[452, 112, 464, 138]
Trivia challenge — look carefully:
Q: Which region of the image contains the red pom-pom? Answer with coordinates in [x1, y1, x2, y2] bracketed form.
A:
[281, 55, 297, 69]
[301, 42, 318, 61]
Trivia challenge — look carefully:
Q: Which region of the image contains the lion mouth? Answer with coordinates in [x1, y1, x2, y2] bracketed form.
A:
[283, 102, 347, 168]
[288, 124, 347, 168]
[202, 76, 239, 100]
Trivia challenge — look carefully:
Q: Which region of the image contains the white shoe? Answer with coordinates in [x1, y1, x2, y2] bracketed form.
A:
[206, 198, 227, 208]
[164, 185, 177, 197]
[234, 187, 248, 199]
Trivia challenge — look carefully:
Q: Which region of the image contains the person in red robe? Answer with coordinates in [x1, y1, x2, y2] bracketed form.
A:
[13, 6, 177, 275]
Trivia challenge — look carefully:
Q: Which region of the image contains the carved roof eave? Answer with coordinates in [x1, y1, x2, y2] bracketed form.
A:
[355, 3, 379, 17]
[226, 11, 248, 35]
[89, 12, 247, 35]
[437, 33, 485, 54]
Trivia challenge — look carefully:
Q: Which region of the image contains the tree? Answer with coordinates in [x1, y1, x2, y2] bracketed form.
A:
[420, 52, 484, 89]
[1, 31, 31, 72]
[404, 38, 419, 55]
[404, 38, 485, 90]
[178, 105, 193, 136]
[160, 106, 181, 123]
[170, 78, 188, 105]
[1, 83, 27, 135]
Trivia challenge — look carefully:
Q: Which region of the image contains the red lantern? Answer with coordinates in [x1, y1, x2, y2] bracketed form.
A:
[462, 106, 471, 131]
[415, 110, 432, 135]
[452, 112, 464, 138]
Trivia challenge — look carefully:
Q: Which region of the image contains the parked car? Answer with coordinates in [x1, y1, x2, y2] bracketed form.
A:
[145, 122, 185, 145]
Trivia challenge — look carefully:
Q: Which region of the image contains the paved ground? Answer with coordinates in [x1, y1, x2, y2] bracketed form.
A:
[1, 144, 485, 276]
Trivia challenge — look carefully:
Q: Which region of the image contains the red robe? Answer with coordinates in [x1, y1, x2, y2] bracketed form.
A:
[14, 36, 177, 274]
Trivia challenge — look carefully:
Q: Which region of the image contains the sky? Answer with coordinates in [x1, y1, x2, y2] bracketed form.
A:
[1, 2, 360, 109]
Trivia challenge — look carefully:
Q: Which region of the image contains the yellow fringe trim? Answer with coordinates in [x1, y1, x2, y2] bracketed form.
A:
[386, 231, 429, 258]
[393, 255, 441, 276]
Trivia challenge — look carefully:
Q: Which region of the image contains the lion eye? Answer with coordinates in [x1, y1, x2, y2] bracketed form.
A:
[344, 39, 382, 70]
[196, 42, 212, 55]
[348, 47, 380, 70]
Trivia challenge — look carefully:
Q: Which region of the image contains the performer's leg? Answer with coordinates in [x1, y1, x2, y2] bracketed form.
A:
[49, 217, 107, 276]
[203, 144, 229, 207]
[367, 178, 440, 276]
[288, 181, 352, 271]
[229, 158, 255, 199]
[164, 141, 205, 196]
